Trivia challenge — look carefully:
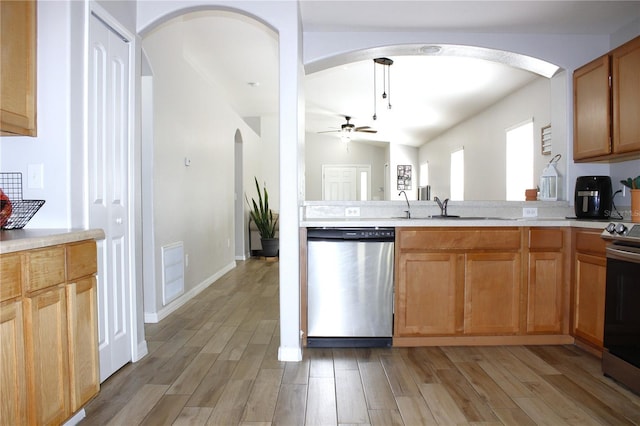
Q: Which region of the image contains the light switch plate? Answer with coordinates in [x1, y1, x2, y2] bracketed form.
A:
[523, 207, 538, 218]
[27, 164, 44, 189]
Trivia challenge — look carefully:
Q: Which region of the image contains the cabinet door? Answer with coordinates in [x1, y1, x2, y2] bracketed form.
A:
[573, 55, 611, 160]
[612, 36, 640, 155]
[395, 252, 462, 336]
[527, 252, 563, 333]
[574, 252, 607, 349]
[67, 277, 100, 411]
[24, 286, 70, 425]
[0, 300, 26, 425]
[464, 252, 521, 334]
[0, 0, 37, 136]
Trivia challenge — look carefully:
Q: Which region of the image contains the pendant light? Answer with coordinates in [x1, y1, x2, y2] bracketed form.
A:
[372, 57, 393, 120]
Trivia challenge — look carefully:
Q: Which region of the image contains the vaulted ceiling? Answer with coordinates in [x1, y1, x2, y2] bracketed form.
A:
[148, 2, 640, 147]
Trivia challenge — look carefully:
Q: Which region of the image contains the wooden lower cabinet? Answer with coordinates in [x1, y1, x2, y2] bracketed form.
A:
[395, 228, 524, 339]
[527, 251, 564, 333]
[572, 228, 608, 352]
[394, 227, 571, 345]
[464, 252, 521, 334]
[574, 252, 607, 348]
[67, 277, 100, 411]
[24, 286, 70, 426]
[0, 239, 99, 425]
[396, 252, 462, 335]
[0, 300, 27, 425]
[526, 228, 567, 334]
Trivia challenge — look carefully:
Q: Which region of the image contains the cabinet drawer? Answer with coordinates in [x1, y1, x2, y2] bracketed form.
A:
[66, 241, 97, 281]
[529, 228, 564, 250]
[575, 229, 607, 256]
[26, 247, 65, 292]
[398, 228, 521, 251]
[0, 253, 23, 301]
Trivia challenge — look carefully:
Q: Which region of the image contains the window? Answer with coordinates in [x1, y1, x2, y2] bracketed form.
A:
[419, 162, 429, 186]
[506, 120, 534, 201]
[450, 148, 464, 200]
[359, 170, 368, 201]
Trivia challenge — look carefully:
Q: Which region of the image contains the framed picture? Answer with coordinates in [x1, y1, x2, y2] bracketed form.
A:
[397, 165, 412, 190]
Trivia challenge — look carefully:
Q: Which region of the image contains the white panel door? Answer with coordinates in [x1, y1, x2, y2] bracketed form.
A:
[88, 13, 132, 382]
[322, 166, 357, 200]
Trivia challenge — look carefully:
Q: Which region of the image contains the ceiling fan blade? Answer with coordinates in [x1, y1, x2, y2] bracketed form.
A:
[317, 130, 341, 133]
[356, 129, 378, 133]
[355, 126, 371, 131]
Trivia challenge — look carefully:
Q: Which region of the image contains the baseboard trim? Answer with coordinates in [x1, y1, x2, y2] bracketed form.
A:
[278, 345, 303, 362]
[392, 334, 575, 347]
[144, 260, 236, 323]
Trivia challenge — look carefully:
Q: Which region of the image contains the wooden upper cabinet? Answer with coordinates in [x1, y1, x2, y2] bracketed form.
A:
[612, 36, 640, 155]
[573, 55, 611, 160]
[573, 35, 640, 161]
[0, 0, 37, 136]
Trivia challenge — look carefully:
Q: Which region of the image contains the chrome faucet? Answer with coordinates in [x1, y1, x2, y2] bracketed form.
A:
[398, 190, 410, 218]
[434, 196, 449, 216]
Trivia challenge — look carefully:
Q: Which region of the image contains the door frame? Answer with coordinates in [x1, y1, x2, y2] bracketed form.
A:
[87, 1, 145, 367]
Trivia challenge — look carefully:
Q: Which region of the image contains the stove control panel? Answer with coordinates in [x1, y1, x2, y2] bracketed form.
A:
[602, 222, 640, 243]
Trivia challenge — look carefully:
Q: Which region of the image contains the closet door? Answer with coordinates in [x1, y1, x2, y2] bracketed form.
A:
[88, 12, 132, 382]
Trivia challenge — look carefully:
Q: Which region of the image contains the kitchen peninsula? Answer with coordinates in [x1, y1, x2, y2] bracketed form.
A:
[300, 201, 616, 355]
[0, 228, 104, 425]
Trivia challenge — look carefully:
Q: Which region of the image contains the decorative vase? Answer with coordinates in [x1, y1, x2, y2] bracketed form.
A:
[260, 238, 279, 258]
[631, 189, 640, 223]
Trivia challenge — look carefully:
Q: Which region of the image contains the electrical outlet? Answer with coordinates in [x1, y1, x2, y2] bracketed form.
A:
[345, 207, 361, 217]
[523, 207, 538, 218]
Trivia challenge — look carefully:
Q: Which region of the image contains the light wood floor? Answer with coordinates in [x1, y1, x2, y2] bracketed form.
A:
[81, 259, 640, 425]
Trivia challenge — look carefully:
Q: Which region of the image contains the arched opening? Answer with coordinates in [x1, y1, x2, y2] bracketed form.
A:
[139, 7, 280, 320]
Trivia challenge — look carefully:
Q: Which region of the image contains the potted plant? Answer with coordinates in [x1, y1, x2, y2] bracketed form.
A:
[621, 176, 640, 223]
[246, 177, 279, 257]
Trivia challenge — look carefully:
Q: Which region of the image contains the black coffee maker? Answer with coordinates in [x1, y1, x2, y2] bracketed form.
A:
[574, 176, 612, 219]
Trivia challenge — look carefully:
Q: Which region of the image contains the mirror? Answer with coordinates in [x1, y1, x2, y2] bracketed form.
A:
[304, 49, 565, 202]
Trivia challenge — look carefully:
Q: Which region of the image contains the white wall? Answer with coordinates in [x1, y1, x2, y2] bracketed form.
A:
[305, 134, 386, 200]
[390, 144, 419, 200]
[137, 0, 303, 362]
[419, 77, 553, 201]
[1, 2, 74, 227]
[142, 17, 269, 316]
[303, 29, 640, 205]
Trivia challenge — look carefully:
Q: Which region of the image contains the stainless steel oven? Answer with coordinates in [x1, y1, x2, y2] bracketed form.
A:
[601, 222, 640, 394]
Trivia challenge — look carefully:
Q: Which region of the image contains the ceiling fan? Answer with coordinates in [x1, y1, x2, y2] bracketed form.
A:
[319, 116, 377, 135]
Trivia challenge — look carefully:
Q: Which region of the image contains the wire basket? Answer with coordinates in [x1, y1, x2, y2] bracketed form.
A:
[1, 172, 46, 230]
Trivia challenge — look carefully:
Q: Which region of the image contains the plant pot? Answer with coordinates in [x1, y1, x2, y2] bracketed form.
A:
[631, 189, 640, 223]
[260, 238, 279, 258]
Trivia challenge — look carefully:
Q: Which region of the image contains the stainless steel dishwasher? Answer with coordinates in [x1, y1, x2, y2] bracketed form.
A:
[306, 227, 395, 347]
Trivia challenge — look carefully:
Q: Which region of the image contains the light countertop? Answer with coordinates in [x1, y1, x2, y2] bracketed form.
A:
[301, 217, 617, 229]
[0, 228, 105, 254]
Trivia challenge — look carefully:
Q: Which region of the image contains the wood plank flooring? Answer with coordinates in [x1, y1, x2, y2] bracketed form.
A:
[80, 259, 640, 425]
